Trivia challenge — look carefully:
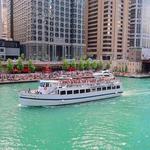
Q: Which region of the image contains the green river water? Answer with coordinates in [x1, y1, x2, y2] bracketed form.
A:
[0, 78, 150, 150]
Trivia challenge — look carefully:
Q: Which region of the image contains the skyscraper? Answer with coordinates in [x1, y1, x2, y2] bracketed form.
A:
[1, 0, 8, 39]
[0, 0, 2, 38]
[7, 0, 13, 39]
[129, 0, 150, 61]
[8, 0, 85, 61]
[85, 0, 129, 61]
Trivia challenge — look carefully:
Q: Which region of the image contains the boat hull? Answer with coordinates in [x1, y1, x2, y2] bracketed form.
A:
[19, 90, 123, 107]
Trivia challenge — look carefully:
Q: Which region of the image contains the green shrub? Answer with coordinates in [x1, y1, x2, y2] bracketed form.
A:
[7, 59, 14, 73]
[105, 63, 110, 70]
[97, 61, 103, 70]
[28, 60, 35, 72]
[62, 59, 69, 70]
[78, 59, 84, 70]
[84, 59, 91, 70]
[70, 59, 76, 69]
[0, 60, 3, 72]
[17, 57, 24, 72]
[91, 60, 98, 70]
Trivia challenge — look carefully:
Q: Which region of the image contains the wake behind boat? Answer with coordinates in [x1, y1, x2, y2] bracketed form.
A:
[19, 71, 123, 107]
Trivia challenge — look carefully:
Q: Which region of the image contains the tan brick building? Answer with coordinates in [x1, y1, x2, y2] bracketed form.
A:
[85, 0, 129, 61]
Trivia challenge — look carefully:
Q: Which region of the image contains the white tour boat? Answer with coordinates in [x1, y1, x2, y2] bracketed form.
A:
[19, 76, 123, 107]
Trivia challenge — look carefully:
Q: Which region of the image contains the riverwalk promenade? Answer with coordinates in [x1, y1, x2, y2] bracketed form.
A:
[0, 73, 49, 84]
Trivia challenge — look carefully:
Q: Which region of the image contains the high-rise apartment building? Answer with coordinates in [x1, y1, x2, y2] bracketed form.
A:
[129, 0, 150, 61]
[85, 0, 129, 61]
[7, 0, 13, 39]
[1, 0, 8, 39]
[7, 0, 85, 61]
[0, 0, 2, 38]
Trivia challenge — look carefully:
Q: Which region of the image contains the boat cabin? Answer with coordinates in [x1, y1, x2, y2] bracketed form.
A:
[93, 70, 114, 78]
[38, 80, 59, 94]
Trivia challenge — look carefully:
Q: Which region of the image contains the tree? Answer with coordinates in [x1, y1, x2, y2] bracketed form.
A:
[28, 59, 35, 73]
[84, 59, 91, 70]
[0, 60, 3, 72]
[16, 57, 24, 72]
[125, 65, 128, 73]
[97, 61, 103, 70]
[91, 60, 98, 70]
[78, 59, 84, 70]
[82, 55, 87, 60]
[62, 59, 69, 71]
[119, 67, 122, 72]
[113, 66, 118, 72]
[7, 59, 14, 73]
[105, 62, 110, 70]
[70, 59, 76, 69]
[20, 53, 25, 60]
[121, 67, 124, 73]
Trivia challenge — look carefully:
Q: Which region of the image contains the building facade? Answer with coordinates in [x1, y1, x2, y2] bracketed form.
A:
[7, 0, 13, 39]
[0, 39, 20, 60]
[85, 0, 129, 61]
[8, 0, 85, 61]
[1, 0, 8, 39]
[129, 0, 150, 61]
[0, 0, 2, 38]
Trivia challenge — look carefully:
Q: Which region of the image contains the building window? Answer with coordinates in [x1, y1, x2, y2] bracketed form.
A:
[0, 49, 4, 52]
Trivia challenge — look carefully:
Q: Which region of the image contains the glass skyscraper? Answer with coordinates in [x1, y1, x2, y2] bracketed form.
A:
[0, 0, 2, 38]
[130, 0, 150, 60]
[1, 0, 7, 39]
[8, 0, 85, 61]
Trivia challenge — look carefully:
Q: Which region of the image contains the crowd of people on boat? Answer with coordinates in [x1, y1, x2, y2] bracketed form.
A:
[49, 70, 94, 79]
[59, 75, 116, 87]
[0, 70, 114, 83]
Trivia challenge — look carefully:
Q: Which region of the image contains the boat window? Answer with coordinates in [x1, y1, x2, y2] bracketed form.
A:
[67, 90, 72, 95]
[112, 86, 115, 89]
[60, 91, 66, 95]
[40, 82, 45, 87]
[46, 83, 49, 87]
[86, 89, 90, 93]
[102, 87, 106, 90]
[97, 87, 101, 91]
[92, 88, 96, 92]
[107, 86, 111, 90]
[117, 85, 120, 89]
[74, 90, 79, 94]
[104, 74, 109, 77]
[80, 89, 85, 93]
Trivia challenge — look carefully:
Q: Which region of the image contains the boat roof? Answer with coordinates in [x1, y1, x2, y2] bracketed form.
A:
[93, 72, 104, 76]
[40, 80, 59, 83]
